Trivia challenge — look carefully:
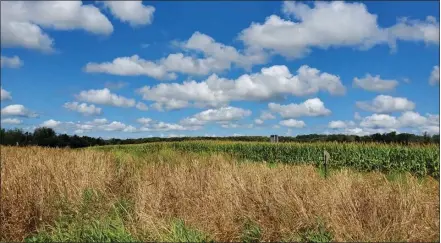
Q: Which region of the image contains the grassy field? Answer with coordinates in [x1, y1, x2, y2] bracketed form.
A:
[1, 143, 440, 242]
[95, 141, 440, 177]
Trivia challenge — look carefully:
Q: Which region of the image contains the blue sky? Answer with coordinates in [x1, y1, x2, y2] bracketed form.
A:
[1, 1, 440, 138]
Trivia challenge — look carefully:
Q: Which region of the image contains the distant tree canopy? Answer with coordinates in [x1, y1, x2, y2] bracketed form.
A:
[0, 127, 439, 148]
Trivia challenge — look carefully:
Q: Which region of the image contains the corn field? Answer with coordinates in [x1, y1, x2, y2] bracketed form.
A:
[93, 141, 440, 178]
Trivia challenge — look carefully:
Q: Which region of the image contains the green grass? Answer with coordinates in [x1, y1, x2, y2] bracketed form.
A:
[92, 141, 440, 177]
[25, 188, 136, 243]
[241, 219, 262, 243]
[161, 219, 211, 242]
[25, 215, 135, 243]
[283, 220, 333, 243]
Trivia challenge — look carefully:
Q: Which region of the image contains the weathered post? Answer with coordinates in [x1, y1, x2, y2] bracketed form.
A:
[323, 150, 330, 178]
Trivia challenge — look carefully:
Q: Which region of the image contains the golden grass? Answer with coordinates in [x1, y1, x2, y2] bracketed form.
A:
[1, 146, 116, 241]
[1, 146, 439, 242]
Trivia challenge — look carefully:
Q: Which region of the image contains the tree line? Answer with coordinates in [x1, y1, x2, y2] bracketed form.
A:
[0, 127, 439, 148]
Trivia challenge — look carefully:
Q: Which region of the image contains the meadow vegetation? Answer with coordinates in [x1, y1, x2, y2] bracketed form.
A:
[1, 142, 439, 242]
[96, 141, 440, 177]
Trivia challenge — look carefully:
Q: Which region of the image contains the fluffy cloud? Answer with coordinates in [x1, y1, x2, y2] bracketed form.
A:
[1, 118, 22, 125]
[239, 1, 439, 59]
[353, 74, 399, 92]
[101, 1, 155, 26]
[1, 55, 23, 68]
[398, 111, 436, 128]
[254, 119, 264, 125]
[179, 117, 207, 127]
[101, 121, 136, 132]
[138, 65, 345, 109]
[221, 123, 254, 129]
[327, 112, 439, 135]
[178, 106, 251, 130]
[429, 65, 439, 85]
[86, 118, 108, 125]
[360, 114, 399, 128]
[279, 119, 306, 128]
[64, 102, 102, 116]
[269, 98, 331, 118]
[123, 125, 137, 133]
[101, 121, 128, 131]
[40, 119, 62, 128]
[140, 122, 191, 132]
[75, 88, 136, 108]
[135, 102, 149, 111]
[328, 120, 354, 129]
[260, 111, 276, 120]
[1, 1, 113, 51]
[359, 112, 439, 134]
[1, 104, 37, 117]
[178, 31, 267, 71]
[388, 16, 440, 47]
[151, 99, 189, 111]
[135, 117, 203, 132]
[193, 106, 251, 122]
[136, 117, 153, 125]
[84, 55, 176, 80]
[254, 111, 275, 125]
[335, 127, 398, 136]
[84, 31, 267, 80]
[1, 87, 12, 101]
[101, 121, 137, 132]
[356, 95, 415, 113]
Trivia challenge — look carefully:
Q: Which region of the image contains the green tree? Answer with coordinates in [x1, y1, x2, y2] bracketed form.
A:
[33, 127, 57, 147]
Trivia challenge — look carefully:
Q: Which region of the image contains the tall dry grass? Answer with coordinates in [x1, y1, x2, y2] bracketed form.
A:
[1, 146, 439, 242]
[1, 146, 117, 241]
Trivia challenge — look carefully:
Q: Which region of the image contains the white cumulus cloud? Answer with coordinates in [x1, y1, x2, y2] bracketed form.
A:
[40, 119, 62, 128]
[179, 106, 251, 130]
[429, 65, 439, 85]
[64, 102, 102, 116]
[1, 1, 113, 52]
[260, 111, 276, 120]
[135, 102, 149, 111]
[358, 112, 439, 134]
[353, 74, 399, 92]
[1, 118, 22, 125]
[75, 88, 136, 108]
[1, 55, 23, 68]
[328, 120, 349, 129]
[84, 55, 176, 80]
[137, 65, 345, 109]
[83, 32, 267, 80]
[268, 98, 331, 118]
[1, 87, 12, 101]
[279, 119, 306, 128]
[356, 95, 415, 113]
[239, 1, 439, 59]
[136, 117, 153, 125]
[101, 1, 155, 27]
[192, 106, 252, 123]
[1, 104, 37, 117]
[254, 119, 264, 125]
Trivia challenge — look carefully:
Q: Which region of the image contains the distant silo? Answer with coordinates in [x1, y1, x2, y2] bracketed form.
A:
[270, 134, 279, 143]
